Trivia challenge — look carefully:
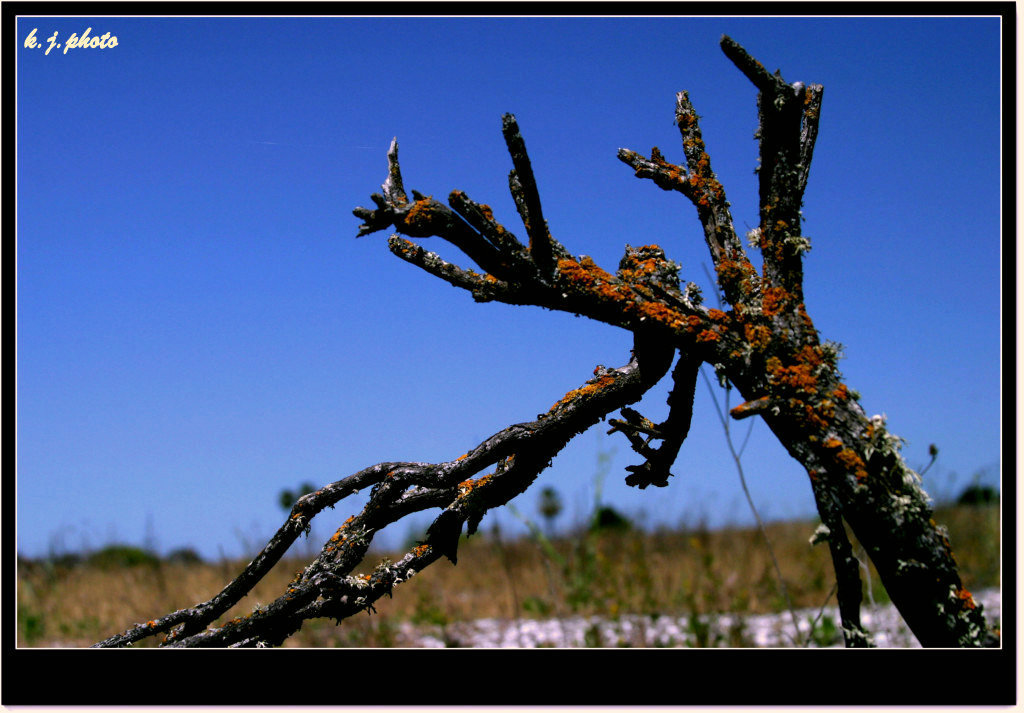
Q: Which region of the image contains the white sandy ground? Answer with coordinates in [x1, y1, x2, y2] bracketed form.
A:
[388, 587, 1001, 648]
[33, 587, 999, 648]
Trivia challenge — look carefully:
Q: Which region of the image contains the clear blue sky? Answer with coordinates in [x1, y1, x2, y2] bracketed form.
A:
[16, 16, 1003, 560]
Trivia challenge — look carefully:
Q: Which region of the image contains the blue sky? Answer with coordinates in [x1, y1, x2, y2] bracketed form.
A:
[16, 16, 1003, 560]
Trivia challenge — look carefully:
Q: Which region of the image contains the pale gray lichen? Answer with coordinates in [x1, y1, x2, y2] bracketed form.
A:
[683, 281, 703, 306]
[712, 363, 730, 388]
[346, 574, 371, 590]
[346, 526, 371, 549]
[783, 233, 812, 256]
[895, 558, 920, 574]
[841, 625, 875, 648]
[746, 226, 762, 248]
[820, 340, 845, 364]
[809, 523, 831, 546]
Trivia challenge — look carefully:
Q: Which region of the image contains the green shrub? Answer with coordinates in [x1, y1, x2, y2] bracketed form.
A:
[165, 547, 204, 564]
[85, 545, 160, 569]
[956, 485, 998, 507]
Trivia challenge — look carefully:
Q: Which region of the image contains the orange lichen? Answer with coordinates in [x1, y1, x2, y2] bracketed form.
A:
[707, 308, 728, 322]
[761, 286, 790, 316]
[677, 111, 697, 129]
[412, 544, 431, 557]
[579, 256, 614, 281]
[556, 257, 593, 288]
[556, 256, 618, 296]
[797, 304, 815, 330]
[593, 281, 632, 303]
[956, 588, 977, 610]
[458, 474, 493, 496]
[550, 374, 617, 411]
[638, 301, 685, 329]
[832, 384, 849, 401]
[816, 398, 835, 421]
[824, 438, 843, 450]
[744, 323, 772, 351]
[403, 196, 437, 229]
[618, 245, 669, 281]
[804, 400, 833, 429]
[798, 345, 823, 364]
[696, 329, 719, 343]
[766, 356, 817, 394]
[835, 448, 868, 481]
[729, 396, 770, 419]
[715, 258, 758, 296]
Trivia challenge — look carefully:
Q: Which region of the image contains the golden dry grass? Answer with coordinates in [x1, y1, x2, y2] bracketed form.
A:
[17, 503, 999, 648]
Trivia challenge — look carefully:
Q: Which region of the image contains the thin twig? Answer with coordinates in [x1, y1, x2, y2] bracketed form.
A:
[700, 366, 802, 646]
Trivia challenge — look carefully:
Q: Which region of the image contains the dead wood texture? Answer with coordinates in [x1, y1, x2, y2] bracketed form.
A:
[94, 35, 997, 648]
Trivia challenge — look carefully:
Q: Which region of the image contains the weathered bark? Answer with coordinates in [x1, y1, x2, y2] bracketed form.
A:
[94, 35, 996, 648]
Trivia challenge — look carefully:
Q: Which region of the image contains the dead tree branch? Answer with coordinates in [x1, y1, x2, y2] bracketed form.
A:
[95, 35, 997, 648]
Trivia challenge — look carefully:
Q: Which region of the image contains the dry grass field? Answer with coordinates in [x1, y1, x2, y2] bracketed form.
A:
[17, 502, 999, 648]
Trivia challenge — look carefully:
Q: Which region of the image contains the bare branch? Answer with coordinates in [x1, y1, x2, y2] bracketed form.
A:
[719, 34, 777, 93]
[382, 137, 408, 205]
[807, 478, 875, 647]
[618, 94, 755, 308]
[447, 189, 532, 268]
[387, 235, 517, 303]
[95, 330, 674, 647]
[501, 113, 560, 278]
[729, 396, 772, 420]
[609, 350, 700, 489]
[797, 85, 824, 194]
